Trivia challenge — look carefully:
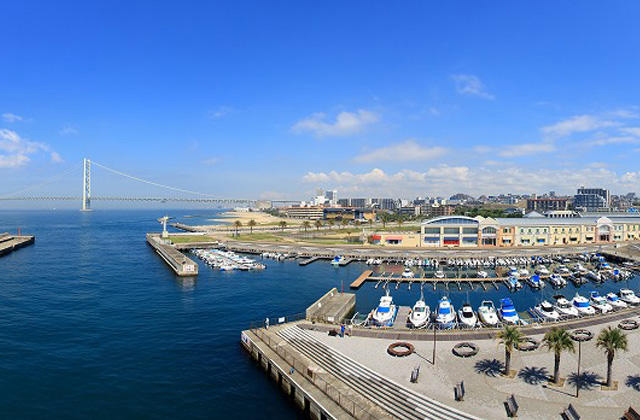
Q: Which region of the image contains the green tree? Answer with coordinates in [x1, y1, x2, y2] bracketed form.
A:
[314, 220, 322, 231]
[379, 213, 390, 229]
[302, 220, 311, 232]
[368, 218, 373, 228]
[496, 325, 523, 376]
[247, 219, 257, 234]
[279, 221, 287, 232]
[328, 219, 335, 230]
[233, 220, 242, 237]
[596, 326, 628, 388]
[397, 216, 404, 229]
[542, 327, 575, 384]
[341, 219, 349, 230]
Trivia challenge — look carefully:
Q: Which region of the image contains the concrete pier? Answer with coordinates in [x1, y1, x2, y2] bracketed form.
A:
[146, 234, 198, 276]
[305, 288, 356, 323]
[0, 233, 35, 257]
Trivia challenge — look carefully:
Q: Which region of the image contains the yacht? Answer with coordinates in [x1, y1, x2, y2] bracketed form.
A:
[589, 291, 612, 314]
[434, 270, 445, 279]
[408, 293, 430, 328]
[371, 289, 397, 327]
[401, 268, 415, 278]
[557, 265, 571, 274]
[527, 274, 545, 289]
[505, 275, 522, 291]
[553, 295, 579, 318]
[435, 296, 455, 327]
[331, 256, 344, 266]
[619, 289, 640, 305]
[572, 293, 596, 316]
[457, 303, 478, 328]
[498, 298, 520, 325]
[548, 274, 566, 288]
[585, 270, 602, 282]
[533, 300, 560, 321]
[536, 265, 550, 276]
[606, 292, 627, 310]
[478, 300, 499, 326]
[477, 270, 488, 279]
[518, 268, 530, 277]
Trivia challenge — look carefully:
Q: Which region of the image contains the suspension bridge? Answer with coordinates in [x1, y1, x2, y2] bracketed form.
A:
[0, 158, 298, 210]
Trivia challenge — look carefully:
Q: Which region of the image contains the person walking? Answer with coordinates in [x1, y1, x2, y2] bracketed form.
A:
[265, 317, 269, 330]
[340, 323, 345, 338]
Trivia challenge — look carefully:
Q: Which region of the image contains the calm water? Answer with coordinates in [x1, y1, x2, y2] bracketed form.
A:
[0, 210, 638, 418]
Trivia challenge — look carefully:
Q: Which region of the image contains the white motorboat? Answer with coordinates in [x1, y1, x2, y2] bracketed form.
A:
[518, 268, 530, 277]
[457, 303, 478, 328]
[498, 298, 520, 325]
[527, 275, 545, 289]
[536, 265, 550, 276]
[575, 263, 588, 273]
[478, 300, 499, 326]
[572, 293, 596, 316]
[585, 270, 602, 282]
[553, 295, 579, 318]
[619, 289, 640, 305]
[557, 265, 571, 274]
[589, 291, 612, 314]
[371, 289, 397, 327]
[606, 292, 627, 310]
[505, 275, 522, 291]
[548, 274, 566, 288]
[435, 296, 455, 327]
[533, 300, 560, 321]
[434, 270, 445, 279]
[477, 270, 488, 279]
[409, 293, 430, 328]
[402, 268, 415, 278]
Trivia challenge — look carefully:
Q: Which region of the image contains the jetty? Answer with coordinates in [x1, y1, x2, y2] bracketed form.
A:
[146, 234, 198, 276]
[0, 232, 35, 257]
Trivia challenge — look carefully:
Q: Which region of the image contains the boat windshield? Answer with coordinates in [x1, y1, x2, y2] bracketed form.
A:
[414, 307, 426, 313]
[608, 295, 619, 301]
[439, 306, 451, 315]
[377, 306, 390, 313]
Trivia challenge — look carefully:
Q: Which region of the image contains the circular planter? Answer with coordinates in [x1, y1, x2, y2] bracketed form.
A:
[387, 342, 415, 357]
[516, 337, 539, 352]
[619, 319, 639, 331]
[452, 342, 479, 358]
[570, 329, 594, 342]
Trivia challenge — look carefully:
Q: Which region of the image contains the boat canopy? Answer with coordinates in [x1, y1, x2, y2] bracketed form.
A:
[377, 306, 390, 313]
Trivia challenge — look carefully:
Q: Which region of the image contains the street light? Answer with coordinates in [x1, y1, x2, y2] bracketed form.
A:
[570, 329, 594, 398]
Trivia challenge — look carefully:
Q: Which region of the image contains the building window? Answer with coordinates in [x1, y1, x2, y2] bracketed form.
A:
[424, 227, 440, 234]
[503, 228, 510, 234]
[443, 227, 459, 234]
[462, 227, 478, 234]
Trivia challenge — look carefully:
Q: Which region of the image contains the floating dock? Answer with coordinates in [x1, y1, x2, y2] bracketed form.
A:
[146, 234, 198, 276]
[0, 233, 35, 257]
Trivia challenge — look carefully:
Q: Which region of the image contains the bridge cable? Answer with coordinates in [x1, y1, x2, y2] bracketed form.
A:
[0, 163, 81, 198]
[90, 160, 218, 198]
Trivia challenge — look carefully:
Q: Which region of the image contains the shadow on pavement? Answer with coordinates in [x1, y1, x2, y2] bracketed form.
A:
[474, 358, 505, 377]
[567, 371, 603, 391]
[518, 366, 550, 385]
[625, 375, 640, 391]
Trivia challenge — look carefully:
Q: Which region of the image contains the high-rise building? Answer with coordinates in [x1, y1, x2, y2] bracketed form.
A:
[324, 190, 338, 206]
[574, 187, 610, 211]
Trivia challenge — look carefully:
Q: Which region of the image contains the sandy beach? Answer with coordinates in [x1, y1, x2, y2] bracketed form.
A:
[209, 210, 300, 225]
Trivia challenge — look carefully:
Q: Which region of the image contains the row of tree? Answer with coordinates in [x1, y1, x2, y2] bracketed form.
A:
[497, 324, 628, 387]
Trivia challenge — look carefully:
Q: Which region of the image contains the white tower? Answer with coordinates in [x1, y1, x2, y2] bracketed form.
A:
[81, 158, 92, 211]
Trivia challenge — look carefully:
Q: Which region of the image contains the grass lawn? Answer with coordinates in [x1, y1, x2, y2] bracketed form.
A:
[169, 235, 214, 244]
[233, 233, 286, 242]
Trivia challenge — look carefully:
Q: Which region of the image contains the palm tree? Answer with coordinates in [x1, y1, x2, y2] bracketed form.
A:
[367, 218, 373, 229]
[379, 213, 390, 229]
[302, 220, 311, 232]
[279, 221, 287, 232]
[248, 219, 257, 234]
[596, 326, 628, 388]
[542, 327, 575, 384]
[328, 219, 335, 230]
[315, 220, 322, 231]
[341, 219, 349, 230]
[397, 216, 404, 229]
[496, 325, 523, 376]
[233, 220, 242, 236]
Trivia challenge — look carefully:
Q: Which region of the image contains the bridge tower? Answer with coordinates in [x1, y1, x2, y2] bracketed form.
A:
[81, 158, 92, 211]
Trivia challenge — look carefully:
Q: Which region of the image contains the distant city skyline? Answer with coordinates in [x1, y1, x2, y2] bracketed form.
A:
[2, 2, 640, 206]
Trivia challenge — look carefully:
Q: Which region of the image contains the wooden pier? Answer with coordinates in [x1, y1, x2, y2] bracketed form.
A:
[298, 256, 324, 266]
[0, 233, 35, 257]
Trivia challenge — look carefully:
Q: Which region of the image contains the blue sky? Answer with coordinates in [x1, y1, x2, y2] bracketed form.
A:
[2, 1, 640, 205]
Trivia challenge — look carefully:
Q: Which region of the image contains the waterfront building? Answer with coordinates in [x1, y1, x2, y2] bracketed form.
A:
[526, 196, 571, 212]
[367, 214, 640, 247]
[280, 206, 325, 220]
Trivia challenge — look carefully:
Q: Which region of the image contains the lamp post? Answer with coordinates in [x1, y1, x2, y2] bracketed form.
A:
[432, 324, 437, 366]
[570, 329, 593, 398]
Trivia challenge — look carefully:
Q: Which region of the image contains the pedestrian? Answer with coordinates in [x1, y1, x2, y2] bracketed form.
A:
[340, 323, 345, 338]
[265, 317, 269, 330]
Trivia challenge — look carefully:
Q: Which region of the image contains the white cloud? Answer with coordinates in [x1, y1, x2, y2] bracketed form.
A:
[202, 157, 221, 165]
[499, 142, 555, 157]
[451, 74, 494, 100]
[291, 109, 379, 137]
[2, 113, 23, 123]
[207, 106, 234, 120]
[0, 128, 61, 168]
[620, 127, 640, 137]
[354, 140, 447, 163]
[302, 166, 640, 197]
[541, 115, 618, 138]
[473, 145, 493, 154]
[59, 125, 78, 136]
[589, 136, 640, 146]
